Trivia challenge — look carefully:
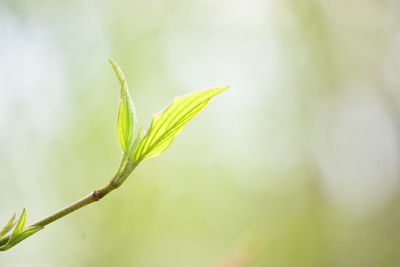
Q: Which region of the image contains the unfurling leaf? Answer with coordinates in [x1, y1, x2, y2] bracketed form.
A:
[109, 59, 137, 153]
[0, 213, 16, 239]
[133, 86, 229, 162]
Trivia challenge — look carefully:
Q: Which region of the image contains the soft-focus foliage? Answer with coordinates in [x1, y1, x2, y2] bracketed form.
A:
[1, 0, 400, 266]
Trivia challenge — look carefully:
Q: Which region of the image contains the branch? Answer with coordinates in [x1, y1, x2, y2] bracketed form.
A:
[0, 162, 137, 247]
[0, 59, 229, 251]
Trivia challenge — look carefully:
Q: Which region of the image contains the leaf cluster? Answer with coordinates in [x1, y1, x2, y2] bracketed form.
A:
[109, 59, 229, 184]
[0, 210, 42, 251]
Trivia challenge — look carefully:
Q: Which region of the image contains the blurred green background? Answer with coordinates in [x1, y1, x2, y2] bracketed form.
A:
[1, 0, 400, 266]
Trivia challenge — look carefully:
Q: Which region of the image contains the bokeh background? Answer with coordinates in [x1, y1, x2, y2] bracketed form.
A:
[1, 0, 400, 266]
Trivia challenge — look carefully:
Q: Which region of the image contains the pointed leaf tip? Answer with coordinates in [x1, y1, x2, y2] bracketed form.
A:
[108, 58, 125, 84]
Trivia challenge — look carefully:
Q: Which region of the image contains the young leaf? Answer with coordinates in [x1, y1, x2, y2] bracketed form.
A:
[9, 226, 43, 247]
[0, 213, 16, 239]
[133, 86, 229, 161]
[109, 59, 137, 153]
[8, 209, 26, 243]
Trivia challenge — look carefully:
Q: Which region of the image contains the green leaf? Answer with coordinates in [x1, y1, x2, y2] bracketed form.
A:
[133, 86, 229, 161]
[109, 58, 137, 153]
[9, 226, 43, 247]
[0, 213, 16, 239]
[10, 209, 26, 241]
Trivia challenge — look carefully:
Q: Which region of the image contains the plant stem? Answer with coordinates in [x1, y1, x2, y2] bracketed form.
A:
[0, 162, 138, 247]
